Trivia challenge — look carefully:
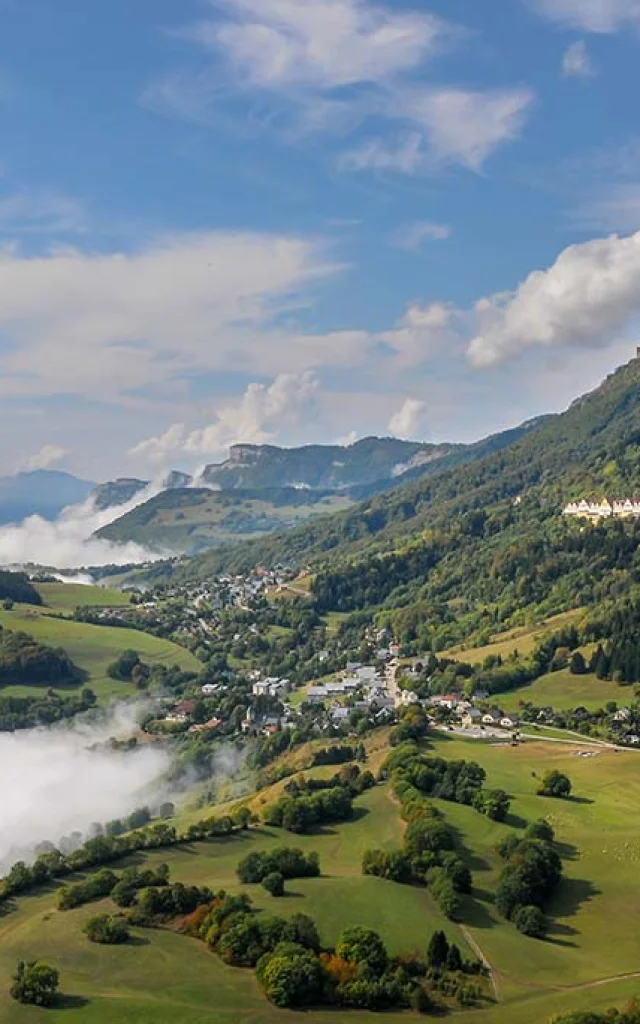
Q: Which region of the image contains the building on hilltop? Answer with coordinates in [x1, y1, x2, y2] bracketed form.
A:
[563, 498, 640, 521]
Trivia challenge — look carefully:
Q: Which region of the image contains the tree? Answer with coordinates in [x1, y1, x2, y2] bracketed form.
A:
[262, 872, 285, 897]
[570, 651, 587, 675]
[10, 960, 59, 1006]
[336, 926, 388, 974]
[410, 986, 434, 1013]
[474, 788, 510, 822]
[525, 819, 555, 843]
[537, 770, 572, 799]
[445, 942, 463, 972]
[107, 649, 141, 681]
[427, 929, 449, 968]
[259, 946, 324, 1007]
[84, 913, 130, 944]
[513, 904, 548, 938]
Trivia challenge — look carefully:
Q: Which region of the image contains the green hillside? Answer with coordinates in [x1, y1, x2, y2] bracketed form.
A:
[177, 356, 640, 578]
[96, 487, 355, 555]
[2, 735, 640, 1023]
[0, 603, 201, 701]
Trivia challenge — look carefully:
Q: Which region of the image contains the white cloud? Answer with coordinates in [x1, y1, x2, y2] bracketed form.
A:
[344, 87, 534, 173]
[189, 0, 450, 90]
[561, 39, 596, 76]
[0, 483, 164, 568]
[129, 371, 320, 464]
[393, 220, 452, 250]
[149, 1, 532, 174]
[22, 444, 69, 471]
[528, 0, 640, 32]
[381, 301, 457, 366]
[467, 230, 640, 366]
[388, 397, 426, 438]
[0, 232, 341, 401]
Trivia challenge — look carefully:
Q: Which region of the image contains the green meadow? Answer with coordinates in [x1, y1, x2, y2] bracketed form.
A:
[35, 582, 132, 613]
[499, 666, 633, 712]
[2, 736, 640, 1022]
[0, 603, 201, 701]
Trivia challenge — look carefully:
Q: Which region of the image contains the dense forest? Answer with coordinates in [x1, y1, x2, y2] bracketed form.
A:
[0, 628, 82, 688]
[0, 571, 43, 607]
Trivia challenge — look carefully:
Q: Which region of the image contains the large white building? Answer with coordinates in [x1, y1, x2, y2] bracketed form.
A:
[563, 498, 640, 521]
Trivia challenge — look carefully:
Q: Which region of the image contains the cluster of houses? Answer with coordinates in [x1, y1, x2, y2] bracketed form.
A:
[426, 694, 520, 731]
[563, 498, 640, 522]
[306, 663, 396, 725]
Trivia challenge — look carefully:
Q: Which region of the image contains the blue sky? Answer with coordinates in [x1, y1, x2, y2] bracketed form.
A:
[1, 0, 640, 480]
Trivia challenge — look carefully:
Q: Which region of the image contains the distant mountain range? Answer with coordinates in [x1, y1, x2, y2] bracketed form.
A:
[92, 426, 543, 555]
[0, 470, 95, 525]
[0, 424, 546, 553]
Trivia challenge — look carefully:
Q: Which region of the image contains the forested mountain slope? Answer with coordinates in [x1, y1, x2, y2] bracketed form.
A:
[173, 356, 640, 583]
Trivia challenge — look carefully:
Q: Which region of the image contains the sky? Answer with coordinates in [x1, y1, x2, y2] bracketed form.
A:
[2, 0, 640, 481]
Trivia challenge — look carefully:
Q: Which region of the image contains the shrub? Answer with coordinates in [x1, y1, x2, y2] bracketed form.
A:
[262, 872, 285, 897]
[336, 926, 388, 974]
[84, 913, 130, 945]
[513, 904, 548, 939]
[10, 960, 59, 1006]
[258, 945, 325, 1007]
[537, 770, 572, 799]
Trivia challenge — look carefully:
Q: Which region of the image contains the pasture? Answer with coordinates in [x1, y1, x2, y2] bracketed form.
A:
[0, 604, 201, 701]
[35, 583, 132, 612]
[2, 735, 640, 1022]
[447, 609, 585, 665]
[499, 666, 632, 712]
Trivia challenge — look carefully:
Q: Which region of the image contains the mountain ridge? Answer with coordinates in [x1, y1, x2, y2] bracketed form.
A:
[167, 355, 640, 580]
[0, 470, 95, 525]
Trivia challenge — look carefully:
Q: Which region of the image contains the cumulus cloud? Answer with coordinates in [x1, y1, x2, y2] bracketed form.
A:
[149, 1, 532, 174]
[561, 39, 596, 76]
[22, 444, 69, 471]
[0, 482, 164, 569]
[0, 232, 339, 402]
[0, 704, 170, 870]
[381, 302, 456, 366]
[467, 230, 640, 366]
[129, 371, 320, 464]
[393, 220, 451, 250]
[388, 397, 427, 439]
[528, 0, 640, 32]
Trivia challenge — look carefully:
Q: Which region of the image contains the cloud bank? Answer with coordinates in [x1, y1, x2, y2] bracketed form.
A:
[0, 705, 170, 871]
[0, 483, 164, 569]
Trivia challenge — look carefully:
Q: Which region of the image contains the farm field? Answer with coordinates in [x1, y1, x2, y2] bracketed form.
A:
[1, 735, 640, 1022]
[499, 666, 633, 712]
[0, 603, 201, 701]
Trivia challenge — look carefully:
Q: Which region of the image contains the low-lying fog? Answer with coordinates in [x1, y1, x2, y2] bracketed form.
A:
[0, 484, 163, 570]
[0, 705, 170, 871]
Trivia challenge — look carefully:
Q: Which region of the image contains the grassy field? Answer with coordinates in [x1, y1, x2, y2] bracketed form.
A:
[2, 735, 640, 1022]
[0, 604, 201, 701]
[35, 583, 132, 612]
[447, 609, 585, 665]
[499, 666, 633, 712]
